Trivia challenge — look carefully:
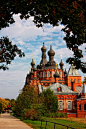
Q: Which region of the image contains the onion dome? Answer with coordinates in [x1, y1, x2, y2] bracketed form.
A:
[54, 71, 59, 78]
[33, 66, 37, 71]
[64, 68, 67, 74]
[48, 45, 55, 56]
[27, 73, 30, 77]
[41, 42, 46, 52]
[30, 69, 34, 75]
[59, 59, 64, 69]
[31, 58, 35, 69]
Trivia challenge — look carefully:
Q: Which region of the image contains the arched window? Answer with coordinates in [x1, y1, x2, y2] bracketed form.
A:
[67, 101, 72, 110]
[70, 79, 72, 83]
[77, 79, 79, 83]
[84, 104, 86, 111]
[44, 71, 46, 77]
[79, 104, 81, 110]
[48, 71, 50, 77]
[58, 86, 62, 92]
[60, 72, 62, 78]
[40, 72, 42, 78]
[52, 71, 55, 77]
[58, 101, 63, 110]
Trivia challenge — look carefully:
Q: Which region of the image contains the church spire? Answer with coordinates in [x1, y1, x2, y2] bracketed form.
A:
[45, 45, 56, 68]
[59, 55, 64, 69]
[31, 58, 35, 70]
[40, 42, 47, 65]
[48, 45, 55, 62]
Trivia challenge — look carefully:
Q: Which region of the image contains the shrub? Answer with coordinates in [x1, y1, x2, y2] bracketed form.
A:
[40, 88, 58, 113]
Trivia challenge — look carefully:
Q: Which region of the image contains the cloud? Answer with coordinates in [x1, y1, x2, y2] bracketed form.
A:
[0, 14, 86, 99]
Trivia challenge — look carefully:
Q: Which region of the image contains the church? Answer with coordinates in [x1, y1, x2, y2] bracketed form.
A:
[24, 42, 86, 118]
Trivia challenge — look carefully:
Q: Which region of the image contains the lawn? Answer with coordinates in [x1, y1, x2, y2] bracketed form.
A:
[23, 117, 86, 129]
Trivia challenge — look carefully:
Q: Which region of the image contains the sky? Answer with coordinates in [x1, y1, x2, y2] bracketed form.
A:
[0, 14, 86, 99]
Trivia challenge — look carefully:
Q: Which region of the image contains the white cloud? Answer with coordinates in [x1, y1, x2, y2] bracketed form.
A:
[0, 14, 86, 99]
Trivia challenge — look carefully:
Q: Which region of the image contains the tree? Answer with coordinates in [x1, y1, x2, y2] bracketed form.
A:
[0, 98, 9, 111]
[0, 0, 86, 72]
[40, 88, 58, 113]
[0, 37, 25, 70]
[15, 86, 39, 116]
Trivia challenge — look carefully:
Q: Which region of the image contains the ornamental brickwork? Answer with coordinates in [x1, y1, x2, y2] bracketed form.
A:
[24, 42, 86, 118]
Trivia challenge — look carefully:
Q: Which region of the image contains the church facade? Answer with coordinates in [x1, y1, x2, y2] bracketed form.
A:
[24, 43, 86, 118]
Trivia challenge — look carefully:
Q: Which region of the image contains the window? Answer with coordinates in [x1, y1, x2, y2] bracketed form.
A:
[70, 79, 72, 83]
[48, 71, 50, 77]
[52, 71, 55, 77]
[84, 104, 86, 111]
[58, 86, 62, 92]
[67, 101, 72, 110]
[58, 101, 63, 110]
[40, 72, 42, 78]
[44, 71, 46, 77]
[79, 104, 81, 110]
[60, 72, 62, 78]
[77, 79, 79, 83]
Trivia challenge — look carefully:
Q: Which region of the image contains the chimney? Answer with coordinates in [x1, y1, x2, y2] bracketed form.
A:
[71, 81, 75, 91]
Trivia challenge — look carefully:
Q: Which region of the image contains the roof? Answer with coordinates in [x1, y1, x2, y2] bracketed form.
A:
[66, 65, 81, 77]
[43, 82, 78, 95]
[68, 86, 83, 94]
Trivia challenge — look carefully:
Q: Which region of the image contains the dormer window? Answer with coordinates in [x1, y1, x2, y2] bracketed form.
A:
[58, 86, 62, 92]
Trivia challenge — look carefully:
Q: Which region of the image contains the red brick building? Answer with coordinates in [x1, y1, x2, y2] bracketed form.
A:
[24, 43, 86, 118]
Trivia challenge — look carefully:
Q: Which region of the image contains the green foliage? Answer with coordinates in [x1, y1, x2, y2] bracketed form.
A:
[15, 86, 39, 116]
[0, 37, 25, 70]
[40, 88, 58, 113]
[14, 87, 58, 120]
[0, 0, 86, 72]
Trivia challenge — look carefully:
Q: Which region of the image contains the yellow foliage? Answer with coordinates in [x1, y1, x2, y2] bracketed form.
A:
[0, 99, 9, 111]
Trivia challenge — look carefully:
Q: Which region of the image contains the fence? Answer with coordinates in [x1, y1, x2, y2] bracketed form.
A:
[40, 120, 76, 129]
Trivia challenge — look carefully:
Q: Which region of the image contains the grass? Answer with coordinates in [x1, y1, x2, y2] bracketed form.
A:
[10, 113, 86, 129]
[23, 117, 86, 129]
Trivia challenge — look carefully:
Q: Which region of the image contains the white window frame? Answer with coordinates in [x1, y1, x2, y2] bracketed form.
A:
[58, 101, 63, 110]
[52, 71, 55, 77]
[48, 71, 50, 77]
[67, 101, 72, 110]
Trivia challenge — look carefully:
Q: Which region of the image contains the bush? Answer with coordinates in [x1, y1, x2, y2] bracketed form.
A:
[21, 108, 40, 120]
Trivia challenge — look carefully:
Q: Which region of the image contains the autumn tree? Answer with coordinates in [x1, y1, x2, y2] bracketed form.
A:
[0, 98, 9, 111]
[0, 0, 86, 72]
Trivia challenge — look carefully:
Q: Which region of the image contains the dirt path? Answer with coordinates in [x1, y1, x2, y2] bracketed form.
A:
[0, 113, 33, 129]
